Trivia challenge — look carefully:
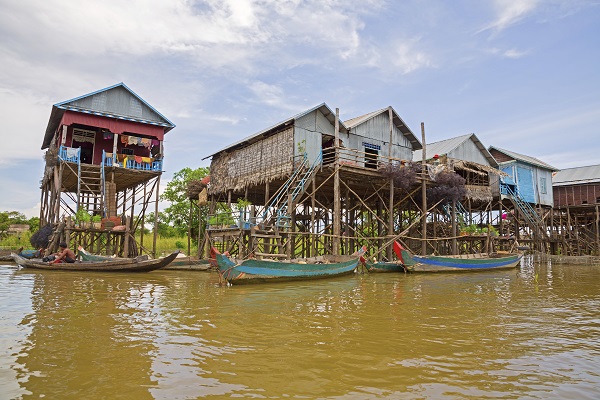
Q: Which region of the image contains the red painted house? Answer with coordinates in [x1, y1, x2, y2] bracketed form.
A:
[40, 83, 175, 257]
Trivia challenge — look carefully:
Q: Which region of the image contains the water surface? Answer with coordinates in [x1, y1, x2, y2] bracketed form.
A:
[1, 256, 598, 399]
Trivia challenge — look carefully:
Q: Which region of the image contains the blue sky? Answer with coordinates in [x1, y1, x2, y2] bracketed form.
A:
[1, 0, 599, 218]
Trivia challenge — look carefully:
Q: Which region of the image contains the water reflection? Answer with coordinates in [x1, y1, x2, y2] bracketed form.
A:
[1, 259, 598, 399]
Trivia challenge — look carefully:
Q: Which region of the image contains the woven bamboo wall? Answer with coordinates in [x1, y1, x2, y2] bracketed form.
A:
[209, 128, 294, 194]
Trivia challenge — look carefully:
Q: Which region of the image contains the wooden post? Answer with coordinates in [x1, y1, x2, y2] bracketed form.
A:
[596, 205, 600, 256]
[421, 122, 427, 256]
[140, 182, 146, 249]
[198, 194, 203, 258]
[452, 199, 457, 255]
[153, 175, 161, 257]
[311, 179, 316, 257]
[333, 108, 341, 255]
[112, 134, 118, 162]
[188, 200, 192, 257]
[388, 107, 394, 260]
[124, 216, 130, 257]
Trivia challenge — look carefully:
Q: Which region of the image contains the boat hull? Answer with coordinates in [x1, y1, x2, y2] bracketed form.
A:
[408, 253, 522, 272]
[216, 253, 360, 284]
[11, 251, 180, 272]
[363, 261, 406, 273]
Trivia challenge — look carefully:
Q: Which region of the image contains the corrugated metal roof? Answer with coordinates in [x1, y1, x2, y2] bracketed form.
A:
[488, 146, 558, 171]
[204, 103, 347, 160]
[412, 133, 498, 167]
[42, 83, 175, 149]
[552, 164, 600, 186]
[343, 106, 422, 150]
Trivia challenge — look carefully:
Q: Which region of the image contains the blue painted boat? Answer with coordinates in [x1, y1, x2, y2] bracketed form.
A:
[366, 241, 522, 273]
[214, 247, 364, 284]
[394, 241, 522, 272]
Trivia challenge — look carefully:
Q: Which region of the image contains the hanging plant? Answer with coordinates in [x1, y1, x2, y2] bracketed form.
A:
[379, 162, 420, 191]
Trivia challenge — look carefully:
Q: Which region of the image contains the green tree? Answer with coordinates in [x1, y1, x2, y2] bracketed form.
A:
[145, 211, 179, 238]
[159, 167, 210, 240]
[27, 217, 40, 233]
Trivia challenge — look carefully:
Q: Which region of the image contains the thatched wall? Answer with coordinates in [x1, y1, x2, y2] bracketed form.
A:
[209, 128, 294, 194]
[465, 185, 493, 203]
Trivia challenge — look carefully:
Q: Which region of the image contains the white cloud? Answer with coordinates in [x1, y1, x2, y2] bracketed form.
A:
[502, 48, 529, 58]
[478, 0, 539, 34]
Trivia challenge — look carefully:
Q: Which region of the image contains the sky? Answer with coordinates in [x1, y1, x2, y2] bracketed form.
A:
[1, 0, 599, 218]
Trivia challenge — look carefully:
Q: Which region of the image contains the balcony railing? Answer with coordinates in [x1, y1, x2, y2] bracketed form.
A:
[58, 146, 162, 172]
[104, 153, 162, 171]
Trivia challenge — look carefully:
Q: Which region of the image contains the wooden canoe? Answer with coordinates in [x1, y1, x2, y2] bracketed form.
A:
[378, 241, 523, 273]
[215, 250, 361, 285]
[406, 253, 523, 272]
[11, 250, 180, 272]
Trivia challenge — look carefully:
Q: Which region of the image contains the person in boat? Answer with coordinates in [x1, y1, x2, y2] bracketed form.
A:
[51, 242, 76, 263]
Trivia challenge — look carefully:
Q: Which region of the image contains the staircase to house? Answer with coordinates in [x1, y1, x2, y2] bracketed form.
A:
[502, 183, 549, 241]
[259, 152, 322, 229]
[75, 154, 107, 218]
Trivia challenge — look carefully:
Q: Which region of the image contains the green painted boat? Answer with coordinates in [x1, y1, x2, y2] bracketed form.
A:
[214, 247, 364, 285]
[363, 260, 406, 273]
[362, 242, 409, 273]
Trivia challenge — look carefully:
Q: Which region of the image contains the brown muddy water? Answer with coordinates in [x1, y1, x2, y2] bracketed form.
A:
[1, 256, 598, 399]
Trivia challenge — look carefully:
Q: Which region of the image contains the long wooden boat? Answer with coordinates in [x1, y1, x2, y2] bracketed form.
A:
[368, 241, 522, 273]
[215, 248, 363, 284]
[406, 252, 522, 272]
[393, 242, 522, 272]
[11, 250, 180, 272]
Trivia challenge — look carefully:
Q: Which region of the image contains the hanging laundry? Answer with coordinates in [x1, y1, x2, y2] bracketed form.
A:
[121, 135, 128, 144]
[151, 139, 160, 146]
[140, 138, 152, 148]
[66, 147, 79, 158]
[135, 155, 143, 164]
[128, 136, 137, 145]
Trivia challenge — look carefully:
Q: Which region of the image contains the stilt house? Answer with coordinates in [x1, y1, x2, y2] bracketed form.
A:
[487, 146, 559, 251]
[40, 83, 175, 256]
[204, 104, 423, 260]
[551, 164, 600, 255]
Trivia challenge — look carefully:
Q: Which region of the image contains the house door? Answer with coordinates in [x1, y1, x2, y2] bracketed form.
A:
[72, 129, 96, 164]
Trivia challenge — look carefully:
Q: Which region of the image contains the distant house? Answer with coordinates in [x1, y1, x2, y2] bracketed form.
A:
[488, 147, 558, 207]
[552, 164, 600, 207]
[413, 133, 501, 204]
[7, 224, 30, 235]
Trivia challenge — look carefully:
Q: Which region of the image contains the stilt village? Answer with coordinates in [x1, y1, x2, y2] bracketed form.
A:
[38, 83, 600, 263]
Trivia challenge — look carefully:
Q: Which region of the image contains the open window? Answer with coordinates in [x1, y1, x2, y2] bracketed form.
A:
[363, 143, 380, 169]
